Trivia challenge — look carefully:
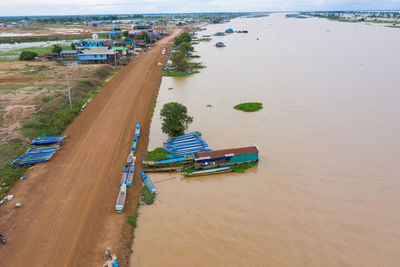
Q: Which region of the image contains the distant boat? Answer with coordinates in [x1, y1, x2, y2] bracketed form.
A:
[215, 32, 225, 36]
[225, 28, 234, 33]
[216, 42, 226, 47]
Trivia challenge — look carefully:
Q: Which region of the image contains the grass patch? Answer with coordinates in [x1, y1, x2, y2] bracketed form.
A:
[146, 147, 169, 161]
[35, 95, 54, 102]
[234, 102, 263, 112]
[0, 139, 30, 199]
[164, 70, 200, 77]
[233, 162, 257, 173]
[168, 87, 174, 90]
[94, 66, 114, 80]
[141, 185, 156, 205]
[127, 214, 138, 228]
[206, 104, 213, 108]
[189, 55, 201, 58]
[0, 85, 26, 91]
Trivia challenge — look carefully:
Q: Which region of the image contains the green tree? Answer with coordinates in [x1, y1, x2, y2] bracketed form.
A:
[178, 41, 193, 54]
[174, 32, 191, 46]
[71, 42, 76, 50]
[160, 102, 193, 137]
[171, 50, 188, 72]
[52, 44, 63, 54]
[19, 51, 38, 61]
[123, 30, 129, 37]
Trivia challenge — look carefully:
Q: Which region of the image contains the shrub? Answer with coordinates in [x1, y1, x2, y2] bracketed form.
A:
[19, 51, 38, 61]
[127, 214, 138, 227]
[52, 44, 62, 54]
[141, 186, 156, 205]
[146, 147, 169, 161]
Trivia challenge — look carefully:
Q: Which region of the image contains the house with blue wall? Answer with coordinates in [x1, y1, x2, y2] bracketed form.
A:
[77, 47, 117, 64]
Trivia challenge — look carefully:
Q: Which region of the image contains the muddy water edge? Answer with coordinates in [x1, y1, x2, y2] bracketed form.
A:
[130, 14, 400, 266]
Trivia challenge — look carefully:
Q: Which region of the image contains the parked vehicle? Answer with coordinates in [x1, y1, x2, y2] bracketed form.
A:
[0, 234, 6, 244]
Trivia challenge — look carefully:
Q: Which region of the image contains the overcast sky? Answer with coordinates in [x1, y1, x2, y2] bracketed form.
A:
[1, 0, 399, 16]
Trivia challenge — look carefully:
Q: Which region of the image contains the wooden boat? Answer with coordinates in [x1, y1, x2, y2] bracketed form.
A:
[25, 146, 60, 154]
[181, 166, 233, 177]
[140, 171, 157, 194]
[115, 184, 127, 213]
[126, 165, 135, 187]
[135, 123, 141, 138]
[120, 167, 129, 186]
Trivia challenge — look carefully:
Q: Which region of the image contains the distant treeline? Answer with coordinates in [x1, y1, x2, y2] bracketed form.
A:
[0, 33, 108, 44]
[0, 12, 251, 24]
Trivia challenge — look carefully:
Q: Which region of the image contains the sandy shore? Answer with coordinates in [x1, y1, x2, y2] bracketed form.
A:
[0, 29, 182, 266]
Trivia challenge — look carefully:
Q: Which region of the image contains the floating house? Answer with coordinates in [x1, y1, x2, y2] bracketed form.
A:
[193, 146, 259, 169]
[60, 50, 80, 61]
[77, 47, 117, 64]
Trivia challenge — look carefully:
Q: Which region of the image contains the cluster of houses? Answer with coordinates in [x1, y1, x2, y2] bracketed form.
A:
[0, 20, 30, 28]
[38, 27, 169, 65]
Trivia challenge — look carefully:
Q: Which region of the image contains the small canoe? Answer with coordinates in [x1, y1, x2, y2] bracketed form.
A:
[181, 166, 233, 177]
[140, 171, 157, 194]
[135, 123, 141, 138]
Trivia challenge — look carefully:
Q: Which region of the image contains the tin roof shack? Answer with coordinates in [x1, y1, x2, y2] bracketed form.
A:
[36, 53, 59, 61]
[60, 50, 80, 61]
[194, 146, 259, 169]
[77, 47, 117, 65]
[74, 39, 112, 50]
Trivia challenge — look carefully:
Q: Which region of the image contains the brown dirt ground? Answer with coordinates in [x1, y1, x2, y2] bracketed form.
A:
[0, 29, 182, 266]
[0, 62, 115, 144]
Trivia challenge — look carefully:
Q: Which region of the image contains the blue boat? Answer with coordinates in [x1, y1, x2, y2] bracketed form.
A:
[12, 151, 56, 166]
[115, 184, 127, 213]
[141, 171, 157, 194]
[34, 134, 67, 140]
[135, 123, 141, 138]
[131, 136, 138, 152]
[165, 139, 206, 147]
[120, 167, 129, 186]
[126, 165, 134, 187]
[25, 146, 60, 154]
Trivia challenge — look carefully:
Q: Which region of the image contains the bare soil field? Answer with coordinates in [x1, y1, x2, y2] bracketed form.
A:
[0, 29, 181, 266]
[0, 61, 116, 143]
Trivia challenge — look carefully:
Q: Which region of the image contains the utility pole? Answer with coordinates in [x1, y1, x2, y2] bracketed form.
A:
[66, 72, 72, 110]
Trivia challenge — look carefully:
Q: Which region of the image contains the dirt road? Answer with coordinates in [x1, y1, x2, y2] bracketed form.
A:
[0, 29, 182, 266]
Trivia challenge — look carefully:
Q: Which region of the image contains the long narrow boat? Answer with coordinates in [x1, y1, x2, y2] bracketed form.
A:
[126, 152, 134, 165]
[130, 136, 138, 152]
[164, 136, 201, 145]
[12, 157, 52, 166]
[126, 165, 135, 187]
[120, 167, 129, 186]
[143, 156, 191, 167]
[135, 123, 141, 138]
[166, 148, 211, 158]
[166, 144, 208, 152]
[16, 151, 56, 160]
[25, 146, 60, 154]
[140, 171, 157, 194]
[181, 166, 233, 177]
[165, 140, 207, 148]
[115, 184, 127, 213]
[167, 131, 200, 140]
[34, 135, 67, 140]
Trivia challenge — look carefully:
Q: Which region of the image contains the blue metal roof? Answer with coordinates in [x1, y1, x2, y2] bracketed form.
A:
[60, 50, 79, 54]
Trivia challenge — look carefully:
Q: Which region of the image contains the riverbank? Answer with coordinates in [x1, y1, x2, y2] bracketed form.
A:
[0, 29, 182, 266]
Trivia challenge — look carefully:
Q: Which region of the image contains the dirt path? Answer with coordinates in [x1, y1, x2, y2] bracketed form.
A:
[0, 29, 182, 266]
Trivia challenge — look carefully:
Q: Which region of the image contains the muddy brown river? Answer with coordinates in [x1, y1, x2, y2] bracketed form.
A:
[131, 14, 400, 266]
